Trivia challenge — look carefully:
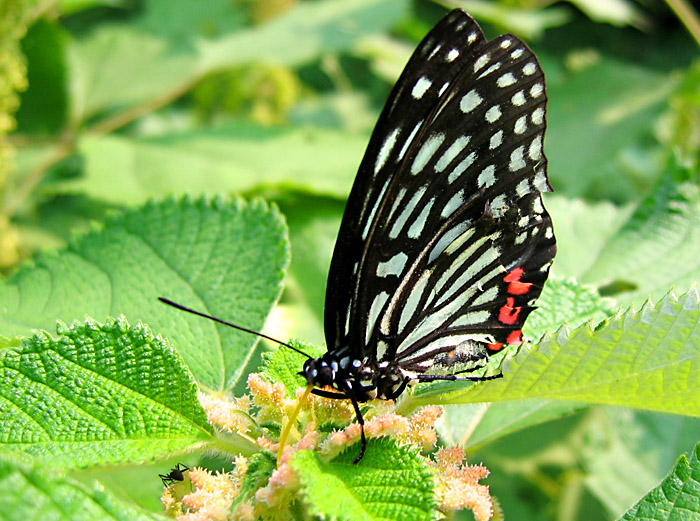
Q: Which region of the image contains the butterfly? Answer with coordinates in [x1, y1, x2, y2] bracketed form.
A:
[160, 8, 556, 463]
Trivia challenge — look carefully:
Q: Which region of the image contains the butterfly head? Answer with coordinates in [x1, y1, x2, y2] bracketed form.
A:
[300, 357, 336, 387]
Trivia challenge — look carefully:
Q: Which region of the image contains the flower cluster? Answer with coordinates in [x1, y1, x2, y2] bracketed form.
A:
[161, 372, 494, 521]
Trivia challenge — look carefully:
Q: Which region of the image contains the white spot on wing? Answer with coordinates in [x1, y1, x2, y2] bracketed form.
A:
[412, 76, 432, 99]
[446, 48, 460, 62]
[531, 107, 545, 125]
[389, 186, 426, 238]
[516, 178, 530, 197]
[500, 39, 512, 49]
[478, 63, 501, 78]
[375, 127, 400, 174]
[376, 340, 388, 361]
[509, 146, 526, 171]
[436, 135, 471, 172]
[387, 187, 407, 221]
[532, 197, 544, 214]
[429, 221, 468, 263]
[512, 91, 526, 106]
[411, 133, 445, 175]
[478, 165, 496, 188]
[441, 190, 465, 219]
[399, 271, 430, 331]
[428, 44, 442, 60]
[529, 135, 543, 160]
[453, 309, 491, 326]
[523, 62, 537, 76]
[511, 48, 524, 59]
[490, 194, 508, 218]
[534, 169, 549, 191]
[407, 197, 435, 239]
[485, 105, 502, 123]
[460, 90, 482, 113]
[377, 252, 409, 278]
[489, 130, 503, 149]
[530, 83, 544, 98]
[448, 152, 477, 183]
[361, 178, 390, 240]
[398, 121, 423, 160]
[497, 72, 516, 88]
[514, 115, 527, 134]
[366, 291, 389, 344]
[467, 32, 478, 44]
[473, 54, 490, 72]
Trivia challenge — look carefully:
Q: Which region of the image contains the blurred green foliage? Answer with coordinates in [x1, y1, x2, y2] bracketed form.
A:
[2, 0, 700, 520]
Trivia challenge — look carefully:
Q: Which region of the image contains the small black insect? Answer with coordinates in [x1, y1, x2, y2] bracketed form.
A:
[159, 463, 190, 487]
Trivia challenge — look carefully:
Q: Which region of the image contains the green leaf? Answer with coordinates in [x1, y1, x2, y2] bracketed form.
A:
[0, 460, 162, 521]
[583, 409, 700, 518]
[438, 400, 588, 451]
[291, 438, 436, 521]
[545, 195, 634, 279]
[431, 275, 606, 449]
[582, 159, 700, 306]
[0, 317, 216, 469]
[69, 126, 365, 204]
[619, 441, 700, 521]
[66, 0, 404, 121]
[66, 24, 198, 122]
[409, 289, 700, 416]
[199, 0, 406, 72]
[525, 277, 613, 339]
[545, 52, 673, 202]
[15, 19, 68, 135]
[261, 339, 324, 396]
[0, 197, 289, 391]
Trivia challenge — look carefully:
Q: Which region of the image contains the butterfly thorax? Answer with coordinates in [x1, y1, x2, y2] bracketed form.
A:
[301, 346, 407, 402]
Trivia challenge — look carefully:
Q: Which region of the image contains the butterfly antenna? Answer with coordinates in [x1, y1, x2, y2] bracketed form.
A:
[158, 297, 312, 359]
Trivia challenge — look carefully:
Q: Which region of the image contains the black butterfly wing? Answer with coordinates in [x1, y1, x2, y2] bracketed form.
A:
[324, 10, 487, 349]
[324, 9, 556, 374]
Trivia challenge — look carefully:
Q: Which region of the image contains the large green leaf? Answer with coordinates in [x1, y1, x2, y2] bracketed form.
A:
[544, 195, 633, 279]
[582, 159, 700, 306]
[408, 289, 700, 416]
[583, 409, 700, 519]
[0, 318, 220, 469]
[0, 197, 289, 391]
[291, 438, 435, 521]
[66, 0, 406, 121]
[619, 442, 700, 521]
[68, 125, 365, 204]
[0, 460, 162, 521]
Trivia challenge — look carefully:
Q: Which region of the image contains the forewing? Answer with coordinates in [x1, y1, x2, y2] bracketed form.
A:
[324, 10, 489, 350]
[325, 10, 556, 372]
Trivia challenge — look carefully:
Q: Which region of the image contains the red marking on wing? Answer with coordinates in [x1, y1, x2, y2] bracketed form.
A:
[503, 267, 524, 282]
[504, 267, 533, 295]
[506, 330, 523, 345]
[498, 297, 521, 325]
[487, 342, 503, 352]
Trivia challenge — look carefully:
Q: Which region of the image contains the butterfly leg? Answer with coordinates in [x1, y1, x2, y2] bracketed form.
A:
[310, 387, 367, 463]
[383, 376, 411, 400]
[416, 373, 503, 383]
